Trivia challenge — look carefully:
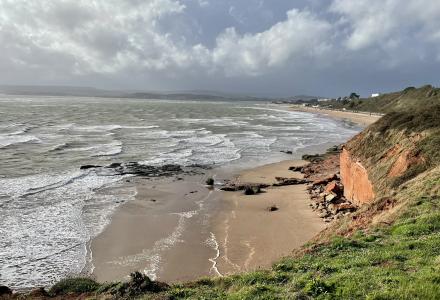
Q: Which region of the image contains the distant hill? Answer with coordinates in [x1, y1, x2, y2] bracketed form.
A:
[320, 85, 440, 113]
[0, 85, 267, 101]
[0, 85, 122, 97]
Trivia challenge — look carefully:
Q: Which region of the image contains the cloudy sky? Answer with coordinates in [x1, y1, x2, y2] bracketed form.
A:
[1, 0, 440, 97]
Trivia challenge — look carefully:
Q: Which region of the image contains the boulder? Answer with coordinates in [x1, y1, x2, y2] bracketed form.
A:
[325, 181, 341, 195]
[325, 193, 338, 203]
[312, 174, 337, 186]
[267, 205, 279, 212]
[289, 166, 304, 172]
[244, 185, 261, 195]
[337, 203, 356, 212]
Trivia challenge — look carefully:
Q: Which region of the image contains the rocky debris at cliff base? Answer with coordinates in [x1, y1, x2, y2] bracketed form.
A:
[301, 150, 358, 222]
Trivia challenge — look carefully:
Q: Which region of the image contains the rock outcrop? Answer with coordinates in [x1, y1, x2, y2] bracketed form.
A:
[340, 148, 375, 205]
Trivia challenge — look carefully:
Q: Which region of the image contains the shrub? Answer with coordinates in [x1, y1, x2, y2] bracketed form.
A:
[49, 277, 100, 295]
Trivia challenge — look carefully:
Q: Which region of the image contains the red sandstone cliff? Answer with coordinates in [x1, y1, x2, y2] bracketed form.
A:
[340, 148, 375, 206]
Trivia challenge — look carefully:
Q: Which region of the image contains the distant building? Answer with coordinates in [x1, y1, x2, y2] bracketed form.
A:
[371, 93, 380, 98]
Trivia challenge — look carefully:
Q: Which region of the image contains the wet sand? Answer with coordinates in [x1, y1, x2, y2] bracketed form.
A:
[289, 105, 382, 126]
[213, 160, 326, 275]
[91, 174, 222, 283]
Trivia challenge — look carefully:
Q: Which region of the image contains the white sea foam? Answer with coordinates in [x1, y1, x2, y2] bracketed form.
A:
[0, 134, 41, 148]
[0, 170, 135, 289]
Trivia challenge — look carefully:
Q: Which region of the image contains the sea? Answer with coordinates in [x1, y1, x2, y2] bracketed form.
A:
[0, 95, 360, 289]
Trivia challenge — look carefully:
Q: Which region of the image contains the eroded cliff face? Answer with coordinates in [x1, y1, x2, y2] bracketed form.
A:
[340, 148, 375, 205]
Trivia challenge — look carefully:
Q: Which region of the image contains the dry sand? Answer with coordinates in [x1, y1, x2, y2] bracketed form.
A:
[213, 160, 326, 275]
[290, 105, 382, 126]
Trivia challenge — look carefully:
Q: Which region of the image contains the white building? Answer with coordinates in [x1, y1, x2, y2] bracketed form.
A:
[371, 93, 380, 98]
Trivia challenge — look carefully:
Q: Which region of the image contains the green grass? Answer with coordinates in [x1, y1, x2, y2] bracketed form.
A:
[48, 277, 100, 295]
[321, 85, 440, 113]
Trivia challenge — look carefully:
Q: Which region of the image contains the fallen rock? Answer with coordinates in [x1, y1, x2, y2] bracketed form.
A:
[289, 166, 304, 172]
[325, 181, 341, 195]
[312, 174, 337, 186]
[337, 203, 357, 212]
[325, 193, 337, 203]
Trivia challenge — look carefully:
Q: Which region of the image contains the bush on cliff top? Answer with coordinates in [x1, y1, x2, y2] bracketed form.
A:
[49, 277, 100, 295]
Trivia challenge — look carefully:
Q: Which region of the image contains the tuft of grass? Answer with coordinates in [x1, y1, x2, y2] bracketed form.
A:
[49, 277, 100, 296]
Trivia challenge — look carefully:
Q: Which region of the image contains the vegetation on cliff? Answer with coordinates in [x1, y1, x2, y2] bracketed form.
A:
[324, 85, 440, 113]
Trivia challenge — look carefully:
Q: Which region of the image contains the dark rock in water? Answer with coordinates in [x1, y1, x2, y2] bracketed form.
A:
[281, 150, 293, 155]
[0, 286, 12, 296]
[273, 177, 309, 186]
[206, 177, 214, 186]
[104, 162, 183, 177]
[80, 164, 102, 170]
[107, 162, 122, 168]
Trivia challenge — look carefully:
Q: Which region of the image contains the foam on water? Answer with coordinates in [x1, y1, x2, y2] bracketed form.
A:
[0, 170, 135, 289]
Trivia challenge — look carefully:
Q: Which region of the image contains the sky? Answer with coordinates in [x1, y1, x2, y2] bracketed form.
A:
[1, 0, 440, 97]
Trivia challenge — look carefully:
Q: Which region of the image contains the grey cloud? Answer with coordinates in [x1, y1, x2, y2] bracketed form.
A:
[0, 0, 439, 96]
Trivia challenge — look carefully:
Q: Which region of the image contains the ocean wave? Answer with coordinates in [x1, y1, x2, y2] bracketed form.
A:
[0, 134, 41, 148]
[0, 170, 135, 289]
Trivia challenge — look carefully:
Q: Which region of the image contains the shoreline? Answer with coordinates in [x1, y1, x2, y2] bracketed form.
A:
[289, 105, 382, 126]
[89, 159, 326, 284]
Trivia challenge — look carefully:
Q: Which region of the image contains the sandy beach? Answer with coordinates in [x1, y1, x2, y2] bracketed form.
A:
[289, 105, 382, 126]
[91, 174, 223, 283]
[213, 160, 326, 275]
[90, 159, 326, 283]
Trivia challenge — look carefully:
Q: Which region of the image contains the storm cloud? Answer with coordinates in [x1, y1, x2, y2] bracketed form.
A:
[0, 0, 439, 96]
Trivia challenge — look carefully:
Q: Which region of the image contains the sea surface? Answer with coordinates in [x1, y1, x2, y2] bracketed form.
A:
[0, 95, 359, 289]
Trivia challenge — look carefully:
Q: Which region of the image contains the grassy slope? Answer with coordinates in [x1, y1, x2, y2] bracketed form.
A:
[323, 85, 440, 113]
[33, 90, 440, 299]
